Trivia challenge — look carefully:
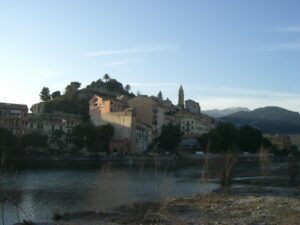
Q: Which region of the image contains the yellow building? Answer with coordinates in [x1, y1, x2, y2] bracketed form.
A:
[128, 96, 165, 137]
[89, 95, 128, 114]
[89, 95, 152, 153]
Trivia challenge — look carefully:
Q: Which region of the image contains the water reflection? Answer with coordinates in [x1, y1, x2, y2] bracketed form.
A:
[1, 165, 218, 224]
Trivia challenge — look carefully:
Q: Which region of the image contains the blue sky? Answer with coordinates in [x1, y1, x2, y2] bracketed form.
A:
[1, 0, 300, 111]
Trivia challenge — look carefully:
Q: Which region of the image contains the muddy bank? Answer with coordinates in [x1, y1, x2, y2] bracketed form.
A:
[19, 185, 300, 225]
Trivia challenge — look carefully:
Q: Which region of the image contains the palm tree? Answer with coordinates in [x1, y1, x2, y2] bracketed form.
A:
[124, 84, 131, 92]
[103, 74, 110, 83]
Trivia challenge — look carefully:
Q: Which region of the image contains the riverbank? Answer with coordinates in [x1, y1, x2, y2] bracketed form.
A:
[20, 185, 300, 225]
[6, 153, 281, 169]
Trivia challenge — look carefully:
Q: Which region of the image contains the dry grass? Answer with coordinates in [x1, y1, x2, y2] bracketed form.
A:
[259, 146, 272, 177]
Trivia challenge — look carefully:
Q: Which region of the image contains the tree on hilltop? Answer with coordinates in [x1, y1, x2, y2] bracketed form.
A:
[40, 87, 51, 101]
[124, 84, 131, 92]
[103, 74, 110, 83]
[65, 82, 81, 95]
[51, 91, 61, 99]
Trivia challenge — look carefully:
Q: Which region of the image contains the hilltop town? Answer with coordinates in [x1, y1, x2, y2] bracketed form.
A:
[0, 75, 299, 158]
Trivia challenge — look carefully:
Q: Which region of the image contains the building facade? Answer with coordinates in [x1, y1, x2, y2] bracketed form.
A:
[89, 95, 128, 114]
[185, 99, 201, 114]
[176, 111, 212, 138]
[27, 112, 81, 136]
[89, 96, 152, 153]
[0, 102, 28, 136]
[128, 96, 165, 137]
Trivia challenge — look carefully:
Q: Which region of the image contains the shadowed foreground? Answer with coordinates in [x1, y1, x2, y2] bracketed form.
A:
[20, 185, 300, 225]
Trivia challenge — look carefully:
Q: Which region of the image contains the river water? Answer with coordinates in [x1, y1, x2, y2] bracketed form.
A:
[0, 164, 219, 224]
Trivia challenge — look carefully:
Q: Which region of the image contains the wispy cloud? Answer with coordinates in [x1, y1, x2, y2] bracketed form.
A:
[77, 46, 178, 57]
[191, 86, 300, 112]
[271, 26, 300, 32]
[106, 58, 143, 66]
[188, 86, 300, 98]
[129, 82, 178, 87]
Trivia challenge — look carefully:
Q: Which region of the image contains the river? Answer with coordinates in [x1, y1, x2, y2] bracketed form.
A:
[0, 164, 219, 224]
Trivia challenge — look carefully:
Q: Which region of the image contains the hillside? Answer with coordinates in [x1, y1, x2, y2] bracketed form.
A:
[203, 107, 250, 118]
[221, 106, 300, 133]
[31, 77, 134, 116]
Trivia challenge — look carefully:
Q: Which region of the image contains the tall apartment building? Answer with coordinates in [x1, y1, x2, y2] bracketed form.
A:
[0, 102, 28, 136]
[128, 96, 165, 137]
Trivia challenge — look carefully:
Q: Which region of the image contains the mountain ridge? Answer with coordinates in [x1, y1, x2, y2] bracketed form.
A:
[203, 107, 250, 118]
[221, 106, 300, 133]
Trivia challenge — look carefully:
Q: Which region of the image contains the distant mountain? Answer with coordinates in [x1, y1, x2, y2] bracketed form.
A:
[221, 106, 300, 133]
[203, 107, 250, 118]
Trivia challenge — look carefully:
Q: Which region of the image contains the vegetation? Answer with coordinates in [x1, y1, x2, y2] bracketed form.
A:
[219, 153, 238, 189]
[198, 123, 269, 153]
[36, 74, 134, 116]
[51, 90, 61, 99]
[124, 84, 131, 92]
[71, 122, 114, 152]
[0, 128, 18, 166]
[65, 81, 81, 96]
[50, 130, 67, 153]
[39, 87, 51, 101]
[158, 123, 181, 151]
[19, 132, 48, 153]
[288, 154, 298, 185]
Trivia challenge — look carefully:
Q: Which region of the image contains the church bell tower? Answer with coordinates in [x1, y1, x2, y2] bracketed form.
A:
[178, 85, 184, 109]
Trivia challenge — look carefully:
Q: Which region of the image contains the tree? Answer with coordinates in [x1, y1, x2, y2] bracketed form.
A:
[158, 91, 163, 100]
[103, 74, 110, 83]
[50, 130, 67, 153]
[19, 132, 48, 153]
[51, 91, 61, 99]
[208, 123, 239, 153]
[124, 84, 131, 93]
[197, 133, 209, 152]
[105, 79, 124, 92]
[158, 123, 181, 151]
[0, 128, 18, 165]
[239, 125, 263, 153]
[39, 87, 51, 101]
[65, 82, 81, 95]
[71, 122, 114, 152]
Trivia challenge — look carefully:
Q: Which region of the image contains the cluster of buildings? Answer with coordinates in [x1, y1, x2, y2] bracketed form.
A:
[2, 85, 300, 154]
[0, 86, 214, 154]
[263, 133, 300, 152]
[88, 85, 214, 153]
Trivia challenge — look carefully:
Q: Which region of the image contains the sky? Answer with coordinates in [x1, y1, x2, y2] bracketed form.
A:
[1, 0, 300, 112]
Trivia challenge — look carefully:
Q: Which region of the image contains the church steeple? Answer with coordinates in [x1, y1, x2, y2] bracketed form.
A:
[178, 85, 184, 109]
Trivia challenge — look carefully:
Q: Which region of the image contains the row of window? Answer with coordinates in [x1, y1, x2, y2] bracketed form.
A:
[0, 111, 27, 117]
[0, 119, 27, 126]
